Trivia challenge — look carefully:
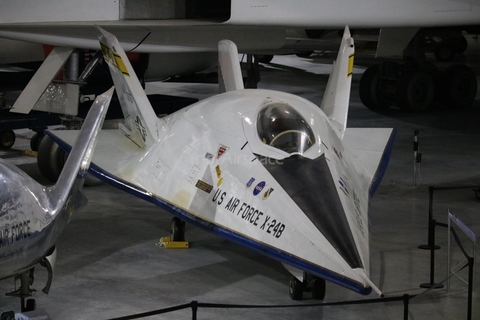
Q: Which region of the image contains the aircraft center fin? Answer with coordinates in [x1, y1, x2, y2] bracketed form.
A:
[96, 26, 160, 149]
[218, 39, 244, 93]
[320, 26, 355, 140]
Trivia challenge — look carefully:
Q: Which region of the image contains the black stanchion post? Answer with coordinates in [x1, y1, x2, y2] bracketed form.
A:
[467, 257, 474, 320]
[403, 294, 409, 320]
[420, 219, 444, 289]
[191, 301, 198, 320]
[419, 186, 440, 250]
[413, 130, 420, 187]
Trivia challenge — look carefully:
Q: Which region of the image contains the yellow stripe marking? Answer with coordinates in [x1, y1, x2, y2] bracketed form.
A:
[100, 42, 130, 76]
[348, 53, 354, 77]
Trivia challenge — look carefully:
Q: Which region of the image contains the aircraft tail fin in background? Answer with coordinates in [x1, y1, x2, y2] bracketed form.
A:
[47, 87, 113, 212]
[320, 26, 355, 140]
[218, 40, 244, 93]
[97, 26, 160, 149]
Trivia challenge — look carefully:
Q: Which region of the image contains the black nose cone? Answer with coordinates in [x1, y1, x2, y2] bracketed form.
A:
[260, 154, 363, 269]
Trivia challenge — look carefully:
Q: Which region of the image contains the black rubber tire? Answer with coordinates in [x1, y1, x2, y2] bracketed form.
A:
[37, 135, 67, 182]
[396, 70, 434, 112]
[311, 278, 326, 300]
[171, 217, 185, 242]
[359, 65, 389, 111]
[440, 65, 477, 109]
[289, 276, 304, 300]
[256, 55, 274, 63]
[0, 130, 15, 149]
[434, 42, 455, 62]
[452, 36, 468, 54]
[30, 132, 44, 152]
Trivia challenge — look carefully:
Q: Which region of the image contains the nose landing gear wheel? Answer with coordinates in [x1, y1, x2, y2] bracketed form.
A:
[171, 217, 186, 242]
[289, 276, 304, 300]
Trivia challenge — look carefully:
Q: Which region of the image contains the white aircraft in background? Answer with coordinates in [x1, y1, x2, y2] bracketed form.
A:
[0, 0, 477, 127]
[48, 26, 395, 299]
[0, 87, 112, 311]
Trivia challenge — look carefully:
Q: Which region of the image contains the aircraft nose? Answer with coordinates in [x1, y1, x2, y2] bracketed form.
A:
[260, 154, 363, 269]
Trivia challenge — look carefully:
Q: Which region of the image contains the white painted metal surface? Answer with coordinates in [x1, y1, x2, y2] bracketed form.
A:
[51, 27, 395, 296]
[0, 88, 112, 280]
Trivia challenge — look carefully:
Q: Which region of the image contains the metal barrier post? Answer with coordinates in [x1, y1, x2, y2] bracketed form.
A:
[403, 294, 410, 320]
[191, 301, 198, 320]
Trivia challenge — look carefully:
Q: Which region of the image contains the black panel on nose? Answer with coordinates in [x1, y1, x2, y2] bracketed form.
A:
[259, 154, 363, 269]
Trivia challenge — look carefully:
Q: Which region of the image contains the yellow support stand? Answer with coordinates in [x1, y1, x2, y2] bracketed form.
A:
[156, 236, 189, 249]
[23, 150, 38, 158]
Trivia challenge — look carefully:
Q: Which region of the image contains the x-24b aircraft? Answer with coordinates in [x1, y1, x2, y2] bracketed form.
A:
[0, 88, 112, 311]
[49, 26, 395, 299]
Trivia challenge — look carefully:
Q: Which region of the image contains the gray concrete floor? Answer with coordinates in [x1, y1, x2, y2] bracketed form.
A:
[1, 36, 480, 319]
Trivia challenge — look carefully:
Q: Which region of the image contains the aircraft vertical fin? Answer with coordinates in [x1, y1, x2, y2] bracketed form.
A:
[320, 26, 354, 140]
[218, 40, 244, 92]
[48, 88, 113, 212]
[97, 26, 159, 149]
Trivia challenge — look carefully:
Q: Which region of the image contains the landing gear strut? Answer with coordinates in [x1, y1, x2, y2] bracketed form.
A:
[288, 272, 326, 300]
[5, 270, 36, 312]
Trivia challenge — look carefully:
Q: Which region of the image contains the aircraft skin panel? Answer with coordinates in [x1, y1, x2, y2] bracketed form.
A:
[229, 0, 480, 28]
[0, 89, 111, 279]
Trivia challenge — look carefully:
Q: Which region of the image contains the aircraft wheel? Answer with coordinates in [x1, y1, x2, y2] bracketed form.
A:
[0, 130, 15, 149]
[30, 132, 44, 152]
[434, 42, 455, 62]
[311, 278, 326, 300]
[37, 135, 67, 182]
[359, 65, 389, 111]
[452, 36, 468, 54]
[440, 65, 477, 109]
[171, 217, 185, 242]
[288, 276, 304, 300]
[396, 70, 434, 112]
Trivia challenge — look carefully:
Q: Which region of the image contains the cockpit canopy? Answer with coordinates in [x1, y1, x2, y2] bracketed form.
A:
[257, 102, 315, 155]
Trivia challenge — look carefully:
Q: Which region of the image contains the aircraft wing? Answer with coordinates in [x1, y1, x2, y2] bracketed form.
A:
[0, 21, 286, 53]
[1, 0, 479, 53]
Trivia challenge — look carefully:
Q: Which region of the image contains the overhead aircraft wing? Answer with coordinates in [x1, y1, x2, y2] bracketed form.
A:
[0, 21, 286, 53]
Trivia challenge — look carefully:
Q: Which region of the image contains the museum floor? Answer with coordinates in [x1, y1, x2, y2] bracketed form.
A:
[1, 37, 479, 319]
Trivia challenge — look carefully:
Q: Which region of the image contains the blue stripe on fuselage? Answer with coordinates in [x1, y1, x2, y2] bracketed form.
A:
[48, 131, 372, 296]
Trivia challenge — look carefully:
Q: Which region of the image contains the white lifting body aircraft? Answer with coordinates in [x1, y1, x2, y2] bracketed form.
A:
[0, 88, 112, 310]
[50, 26, 395, 299]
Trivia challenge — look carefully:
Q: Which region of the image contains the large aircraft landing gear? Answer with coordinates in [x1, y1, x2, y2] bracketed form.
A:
[0, 130, 15, 150]
[360, 28, 477, 112]
[360, 61, 477, 112]
[37, 134, 102, 186]
[289, 272, 326, 300]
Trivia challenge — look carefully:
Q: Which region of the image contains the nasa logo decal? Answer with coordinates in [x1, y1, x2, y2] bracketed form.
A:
[253, 181, 266, 196]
